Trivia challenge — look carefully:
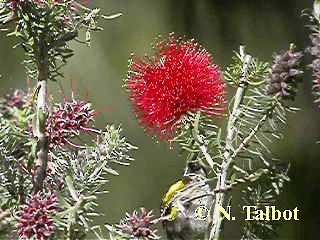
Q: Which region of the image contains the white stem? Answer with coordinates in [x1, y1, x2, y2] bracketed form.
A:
[197, 135, 215, 170]
[209, 51, 252, 240]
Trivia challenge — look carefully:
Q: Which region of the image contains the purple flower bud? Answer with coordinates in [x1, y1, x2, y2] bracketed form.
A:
[17, 191, 57, 240]
[45, 97, 95, 150]
[266, 48, 303, 100]
[116, 208, 159, 240]
[308, 33, 320, 109]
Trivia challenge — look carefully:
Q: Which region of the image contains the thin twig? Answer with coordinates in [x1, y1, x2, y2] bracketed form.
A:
[49, 31, 78, 49]
[192, 112, 216, 172]
[197, 135, 215, 171]
[230, 100, 277, 161]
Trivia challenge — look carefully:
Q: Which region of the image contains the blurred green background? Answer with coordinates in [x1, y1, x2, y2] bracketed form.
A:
[1, 0, 319, 239]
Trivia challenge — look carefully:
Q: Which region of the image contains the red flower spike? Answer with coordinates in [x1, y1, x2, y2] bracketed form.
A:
[117, 208, 159, 240]
[7, 0, 91, 12]
[126, 33, 226, 138]
[17, 191, 57, 240]
[45, 97, 95, 150]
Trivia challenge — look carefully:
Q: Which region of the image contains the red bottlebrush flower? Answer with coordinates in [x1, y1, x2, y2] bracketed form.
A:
[46, 97, 95, 150]
[126, 33, 225, 138]
[17, 191, 57, 240]
[117, 208, 159, 240]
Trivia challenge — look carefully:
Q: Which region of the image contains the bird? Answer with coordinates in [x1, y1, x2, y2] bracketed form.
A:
[161, 161, 214, 240]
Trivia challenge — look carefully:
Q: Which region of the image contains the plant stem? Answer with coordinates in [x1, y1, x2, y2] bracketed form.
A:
[33, 34, 49, 192]
[209, 51, 252, 240]
[197, 135, 215, 170]
[191, 112, 215, 170]
[230, 100, 277, 161]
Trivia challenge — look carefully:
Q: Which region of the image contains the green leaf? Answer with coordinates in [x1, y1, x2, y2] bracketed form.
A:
[102, 13, 122, 20]
[65, 175, 79, 201]
[86, 30, 91, 46]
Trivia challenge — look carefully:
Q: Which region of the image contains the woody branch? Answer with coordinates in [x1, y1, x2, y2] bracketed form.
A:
[209, 51, 252, 240]
[33, 33, 49, 192]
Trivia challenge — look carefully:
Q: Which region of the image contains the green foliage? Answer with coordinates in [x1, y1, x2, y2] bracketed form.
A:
[241, 161, 290, 240]
[0, 114, 32, 202]
[0, 1, 118, 82]
[49, 126, 136, 195]
[48, 125, 136, 238]
[172, 112, 223, 174]
[314, 0, 320, 21]
[0, 2, 127, 239]
[225, 49, 294, 167]
[173, 46, 301, 239]
[224, 47, 295, 238]
[0, 208, 14, 239]
[0, 1, 304, 239]
[0, 88, 137, 239]
[304, 0, 320, 33]
[0, 113, 32, 238]
[224, 47, 269, 86]
[106, 224, 128, 240]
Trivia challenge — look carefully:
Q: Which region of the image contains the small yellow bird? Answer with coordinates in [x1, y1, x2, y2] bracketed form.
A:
[161, 162, 213, 240]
